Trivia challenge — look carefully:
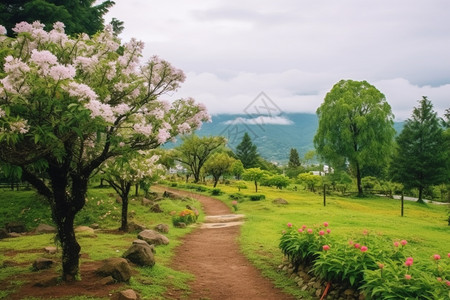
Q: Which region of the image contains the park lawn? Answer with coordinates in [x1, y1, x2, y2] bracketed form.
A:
[168, 180, 449, 296]
[0, 186, 202, 300]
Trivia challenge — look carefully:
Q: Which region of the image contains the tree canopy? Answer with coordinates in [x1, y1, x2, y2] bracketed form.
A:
[390, 97, 448, 202]
[0, 21, 209, 280]
[0, 0, 115, 37]
[235, 132, 259, 168]
[288, 148, 301, 168]
[203, 152, 235, 187]
[314, 79, 395, 196]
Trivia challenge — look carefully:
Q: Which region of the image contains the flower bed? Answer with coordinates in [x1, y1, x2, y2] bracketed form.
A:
[279, 222, 449, 299]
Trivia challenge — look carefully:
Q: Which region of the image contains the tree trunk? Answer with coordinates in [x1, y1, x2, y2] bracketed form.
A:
[417, 187, 425, 203]
[55, 209, 80, 281]
[356, 162, 363, 196]
[254, 180, 258, 192]
[135, 183, 139, 196]
[120, 183, 132, 232]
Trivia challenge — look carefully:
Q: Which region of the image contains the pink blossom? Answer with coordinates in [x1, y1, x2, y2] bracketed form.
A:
[30, 49, 58, 68]
[157, 128, 171, 144]
[112, 104, 131, 115]
[433, 254, 441, 260]
[360, 246, 368, 252]
[406, 257, 414, 263]
[348, 240, 354, 246]
[448, 253, 450, 258]
[322, 245, 330, 251]
[393, 241, 400, 247]
[49, 64, 76, 80]
[378, 263, 384, 269]
[0, 25, 6, 35]
[231, 200, 238, 205]
[323, 222, 329, 227]
[354, 243, 361, 249]
[133, 123, 153, 136]
[405, 260, 413, 267]
[64, 82, 98, 102]
[326, 229, 331, 234]
[298, 228, 303, 233]
[446, 280, 450, 287]
[401, 240, 407, 246]
[9, 120, 30, 134]
[0, 108, 5, 118]
[12, 21, 34, 33]
[405, 274, 411, 280]
[302, 225, 307, 229]
[177, 123, 192, 134]
[287, 223, 292, 228]
[307, 228, 313, 234]
[319, 230, 325, 236]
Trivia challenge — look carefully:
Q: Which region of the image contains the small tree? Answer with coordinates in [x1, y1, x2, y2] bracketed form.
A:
[203, 152, 235, 187]
[297, 172, 322, 192]
[265, 174, 291, 190]
[102, 152, 164, 231]
[242, 167, 266, 192]
[174, 135, 226, 183]
[235, 132, 259, 168]
[390, 97, 447, 203]
[288, 148, 301, 168]
[231, 159, 244, 180]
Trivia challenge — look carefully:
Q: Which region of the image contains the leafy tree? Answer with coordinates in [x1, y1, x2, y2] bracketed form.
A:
[288, 148, 301, 168]
[174, 135, 226, 183]
[0, 0, 115, 37]
[303, 150, 316, 165]
[389, 97, 448, 203]
[263, 174, 291, 190]
[314, 80, 395, 196]
[231, 159, 244, 180]
[242, 167, 266, 192]
[235, 132, 258, 168]
[203, 152, 235, 187]
[0, 22, 208, 280]
[102, 152, 164, 231]
[297, 172, 322, 192]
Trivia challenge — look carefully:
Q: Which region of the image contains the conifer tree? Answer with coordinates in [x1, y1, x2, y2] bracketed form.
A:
[235, 132, 258, 168]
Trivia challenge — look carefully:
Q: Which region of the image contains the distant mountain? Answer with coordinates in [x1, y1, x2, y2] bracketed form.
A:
[172, 113, 404, 165]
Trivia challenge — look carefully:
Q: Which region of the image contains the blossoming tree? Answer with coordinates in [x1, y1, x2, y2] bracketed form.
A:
[101, 151, 165, 231]
[0, 21, 209, 280]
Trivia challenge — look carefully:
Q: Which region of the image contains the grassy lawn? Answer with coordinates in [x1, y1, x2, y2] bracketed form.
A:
[0, 182, 448, 299]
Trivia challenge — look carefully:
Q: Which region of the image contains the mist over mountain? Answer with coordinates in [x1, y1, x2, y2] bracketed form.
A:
[184, 113, 404, 165]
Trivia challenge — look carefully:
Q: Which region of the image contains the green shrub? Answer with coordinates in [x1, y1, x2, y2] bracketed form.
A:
[248, 194, 265, 201]
[229, 193, 244, 201]
[171, 209, 199, 226]
[170, 182, 178, 187]
[210, 188, 222, 196]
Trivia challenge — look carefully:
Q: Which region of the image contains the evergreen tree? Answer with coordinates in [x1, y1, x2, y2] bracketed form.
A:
[235, 132, 258, 168]
[0, 0, 115, 37]
[390, 97, 447, 203]
[288, 148, 301, 168]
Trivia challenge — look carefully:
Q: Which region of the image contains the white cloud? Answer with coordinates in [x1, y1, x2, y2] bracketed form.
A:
[224, 115, 294, 126]
[104, 0, 450, 120]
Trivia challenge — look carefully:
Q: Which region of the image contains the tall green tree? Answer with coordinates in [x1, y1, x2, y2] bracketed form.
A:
[314, 80, 395, 196]
[390, 97, 448, 203]
[0, 22, 208, 280]
[203, 152, 235, 187]
[288, 148, 301, 168]
[242, 167, 266, 192]
[174, 135, 226, 183]
[0, 0, 114, 37]
[235, 132, 258, 168]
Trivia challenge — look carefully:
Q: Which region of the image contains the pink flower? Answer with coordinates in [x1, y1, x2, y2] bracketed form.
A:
[378, 263, 384, 269]
[326, 228, 331, 234]
[446, 280, 450, 287]
[405, 260, 413, 267]
[405, 274, 411, 280]
[348, 240, 354, 246]
[406, 257, 414, 262]
[448, 253, 450, 258]
[433, 254, 441, 260]
[307, 228, 313, 234]
[363, 229, 368, 235]
[360, 246, 368, 252]
[393, 241, 400, 247]
[323, 245, 330, 251]
[287, 223, 292, 228]
[232, 200, 238, 205]
[298, 228, 303, 233]
[354, 243, 361, 249]
[319, 230, 325, 236]
[302, 225, 307, 229]
[401, 240, 407, 246]
[323, 222, 329, 227]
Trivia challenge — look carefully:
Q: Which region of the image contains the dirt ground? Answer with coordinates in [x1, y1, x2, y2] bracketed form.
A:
[3, 186, 295, 300]
[155, 186, 295, 300]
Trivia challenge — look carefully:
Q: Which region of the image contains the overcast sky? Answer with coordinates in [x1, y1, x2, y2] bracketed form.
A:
[103, 0, 450, 121]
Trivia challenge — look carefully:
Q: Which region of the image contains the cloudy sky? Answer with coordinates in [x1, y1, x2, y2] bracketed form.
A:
[103, 0, 450, 121]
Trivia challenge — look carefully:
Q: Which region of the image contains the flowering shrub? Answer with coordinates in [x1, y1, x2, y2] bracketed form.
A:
[280, 222, 450, 298]
[172, 209, 198, 226]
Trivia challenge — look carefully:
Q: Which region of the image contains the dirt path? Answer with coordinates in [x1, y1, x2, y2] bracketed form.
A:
[154, 185, 295, 300]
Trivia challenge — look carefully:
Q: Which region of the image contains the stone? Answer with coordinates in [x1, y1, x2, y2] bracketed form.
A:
[35, 224, 56, 234]
[127, 222, 146, 232]
[141, 198, 153, 206]
[315, 288, 322, 298]
[138, 230, 169, 246]
[33, 258, 56, 270]
[150, 203, 163, 213]
[91, 223, 100, 229]
[154, 223, 169, 233]
[116, 289, 138, 300]
[132, 240, 156, 253]
[75, 226, 95, 234]
[8, 232, 21, 238]
[174, 222, 186, 228]
[98, 275, 115, 285]
[122, 243, 156, 267]
[5, 221, 26, 233]
[44, 246, 57, 254]
[96, 258, 132, 282]
[272, 198, 289, 205]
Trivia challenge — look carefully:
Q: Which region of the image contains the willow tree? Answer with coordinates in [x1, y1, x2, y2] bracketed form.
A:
[314, 80, 395, 196]
[0, 22, 209, 280]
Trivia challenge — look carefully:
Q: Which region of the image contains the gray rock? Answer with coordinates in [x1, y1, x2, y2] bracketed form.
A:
[272, 198, 289, 205]
[141, 198, 153, 206]
[127, 222, 146, 232]
[122, 243, 156, 267]
[174, 222, 186, 228]
[137, 230, 169, 246]
[74, 226, 95, 234]
[154, 223, 169, 233]
[96, 258, 132, 282]
[132, 240, 156, 253]
[35, 224, 56, 234]
[97, 275, 115, 285]
[44, 246, 57, 254]
[116, 289, 138, 300]
[150, 203, 163, 213]
[33, 258, 56, 270]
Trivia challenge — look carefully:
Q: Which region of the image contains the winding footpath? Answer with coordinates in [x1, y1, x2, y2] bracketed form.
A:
[152, 185, 296, 300]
